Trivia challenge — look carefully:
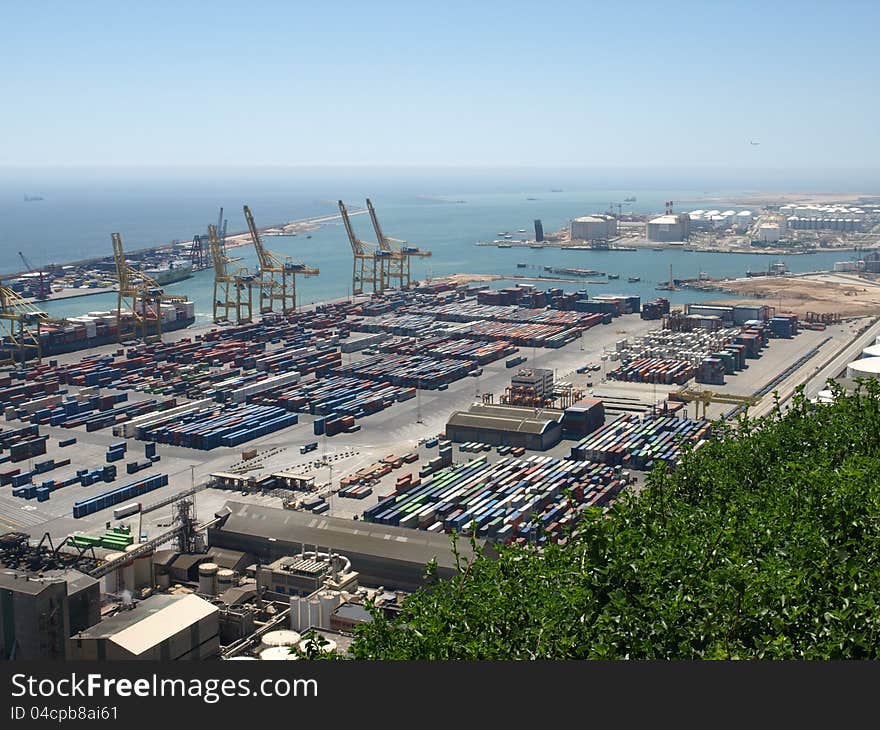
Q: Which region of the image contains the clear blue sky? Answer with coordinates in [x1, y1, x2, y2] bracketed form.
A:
[2, 0, 878, 169]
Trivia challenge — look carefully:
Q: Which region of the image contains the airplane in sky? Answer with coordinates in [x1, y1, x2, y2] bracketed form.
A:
[750, 141, 760, 146]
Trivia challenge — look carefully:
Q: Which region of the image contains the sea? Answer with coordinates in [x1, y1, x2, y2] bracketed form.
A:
[0, 167, 868, 324]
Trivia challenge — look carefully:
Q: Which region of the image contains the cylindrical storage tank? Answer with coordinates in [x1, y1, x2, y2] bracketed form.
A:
[298, 637, 337, 655]
[198, 562, 219, 596]
[289, 596, 303, 631]
[119, 554, 135, 593]
[260, 630, 301, 652]
[101, 552, 126, 594]
[216, 568, 235, 593]
[125, 544, 152, 590]
[320, 594, 338, 626]
[260, 646, 300, 661]
[846, 357, 880, 380]
[307, 598, 321, 629]
[157, 573, 171, 590]
[862, 344, 880, 359]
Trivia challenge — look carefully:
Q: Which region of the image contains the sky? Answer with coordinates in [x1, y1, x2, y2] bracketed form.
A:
[2, 0, 879, 170]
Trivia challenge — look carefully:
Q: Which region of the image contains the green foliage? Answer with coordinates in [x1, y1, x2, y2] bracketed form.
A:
[347, 381, 880, 659]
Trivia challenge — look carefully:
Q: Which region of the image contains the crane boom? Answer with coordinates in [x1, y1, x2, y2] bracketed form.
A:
[242, 205, 318, 314]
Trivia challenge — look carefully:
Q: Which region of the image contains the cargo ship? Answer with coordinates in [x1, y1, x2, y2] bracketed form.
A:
[144, 263, 193, 286]
[4, 300, 197, 358]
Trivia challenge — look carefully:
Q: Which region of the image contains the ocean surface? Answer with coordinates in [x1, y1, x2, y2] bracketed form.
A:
[0, 169, 863, 323]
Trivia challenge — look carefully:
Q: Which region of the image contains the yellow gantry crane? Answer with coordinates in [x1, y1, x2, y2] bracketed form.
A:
[366, 198, 431, 290]
[112, 233, 187, 343]
[676, 387, 761, 419]
[339, 200, 383, 295]
[0, 284, 48, 366]
[243, 205, 318, 315]
[209, 223, 253, 324]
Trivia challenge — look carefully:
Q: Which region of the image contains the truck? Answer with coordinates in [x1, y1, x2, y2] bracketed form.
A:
[300, 442, 319, 455]
[506, 356, 527, 368]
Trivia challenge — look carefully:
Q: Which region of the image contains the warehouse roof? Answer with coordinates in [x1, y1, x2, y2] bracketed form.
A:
[75, 594, 217, 655]
[446, 410, 559, 435]
[212, 502, 490, 570]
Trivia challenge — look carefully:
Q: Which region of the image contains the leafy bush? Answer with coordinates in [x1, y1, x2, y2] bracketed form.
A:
[348, 382, 880, 659]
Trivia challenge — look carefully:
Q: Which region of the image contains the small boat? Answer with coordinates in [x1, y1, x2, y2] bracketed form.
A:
[498, 243, 512, 248]
[627, 276, 640, 283]
[517, 263, 528, 268]
[517, 229, 526, 233]
[528, 243, 543, 249]
[624, 196, 636, 202]
[498, 231, 508, 236]
[607, 273, 620, 280]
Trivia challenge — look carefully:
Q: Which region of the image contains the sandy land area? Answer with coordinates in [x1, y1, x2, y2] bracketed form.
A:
[678, 192, 880, 207]
[710, 273, 880, 318]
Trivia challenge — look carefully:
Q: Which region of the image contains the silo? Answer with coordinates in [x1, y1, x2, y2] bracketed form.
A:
[320, 593, 339, 626]
[846, 357, 880, 380]
[101, 552, 126, 594]
[198, 562, 219, 595]
[260, 647, 300, 661]
[216, 569, 235, 593]
[260, 630, 301, 652]
[119, 554, 135, 593]
[125, 544, 152, 590]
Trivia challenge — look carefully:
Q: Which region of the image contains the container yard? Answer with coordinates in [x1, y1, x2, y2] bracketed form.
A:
[363, 454, 631, 543]
[569, 415, 712, 471]
[0, 278, 860, 549]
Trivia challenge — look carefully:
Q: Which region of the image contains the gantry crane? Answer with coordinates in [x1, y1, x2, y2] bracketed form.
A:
[675, 387, 761, 419]
[18, 251, 50, 300]
[209, 223, 254, 324]
[243, 205, 318, 315]
[112, 233, 187, 343]
[0, 284, 48, 366]
[339, 200, 384, 295]
[366, 198, 431, 290]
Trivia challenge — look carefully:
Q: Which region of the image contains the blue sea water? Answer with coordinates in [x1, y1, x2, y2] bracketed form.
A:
[0, 168, 862, 322]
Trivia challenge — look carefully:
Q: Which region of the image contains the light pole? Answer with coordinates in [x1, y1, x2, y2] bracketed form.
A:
[416, 377, 423, 424]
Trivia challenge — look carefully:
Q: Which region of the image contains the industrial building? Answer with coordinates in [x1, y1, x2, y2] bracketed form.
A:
[570, 215, 617, 241]
[510, 367, 554, 401]
[685, 303, 772, 326]
[69, 593, 220, 660]
[445, 403, 564, 451]
[0, 568, 100, 660]
[208, 502, 492, 592]
[647, 213, 690, 242]
[253, 553, 359, 600]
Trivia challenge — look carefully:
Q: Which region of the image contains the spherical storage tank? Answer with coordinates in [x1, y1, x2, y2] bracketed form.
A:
[260, 630, 301, 652]
[846, 357, 880, 380]
[259, 646, 300, 661]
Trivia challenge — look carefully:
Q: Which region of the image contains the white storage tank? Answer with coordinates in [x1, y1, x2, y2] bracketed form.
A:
[125, 544, 153, 590]
[846, 357, 880, 380]
[217, 568, 235, 593]
[260, 646, 300, 661]
[101, 552, 126, 594]
[861, 344, 880, 359]
[260, 630, 301, 652]
[198, 562, 219, 595]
